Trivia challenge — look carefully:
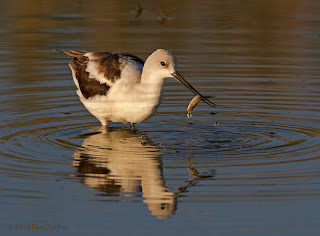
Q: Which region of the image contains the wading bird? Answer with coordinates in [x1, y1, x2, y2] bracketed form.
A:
[60, 49, 215, 128]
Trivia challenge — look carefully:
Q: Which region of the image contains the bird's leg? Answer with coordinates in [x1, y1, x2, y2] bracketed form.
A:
[130, 123, 135, 130]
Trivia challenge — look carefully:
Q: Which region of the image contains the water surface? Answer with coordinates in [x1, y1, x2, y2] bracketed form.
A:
[1, 0, 320, 234]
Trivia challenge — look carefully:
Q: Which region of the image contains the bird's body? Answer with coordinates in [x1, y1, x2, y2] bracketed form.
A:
[62, 49, 215, 127]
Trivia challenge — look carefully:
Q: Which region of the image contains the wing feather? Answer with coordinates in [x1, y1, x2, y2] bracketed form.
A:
[61, 50, 145, 99]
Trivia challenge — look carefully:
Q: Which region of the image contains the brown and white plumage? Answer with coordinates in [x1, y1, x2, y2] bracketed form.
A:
[66, 50, 144, 99]
[60, 49, 215, 127]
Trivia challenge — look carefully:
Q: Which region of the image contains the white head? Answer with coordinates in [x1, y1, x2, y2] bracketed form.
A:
[142, 49, 216, 107]
[143, 49, 178, 80]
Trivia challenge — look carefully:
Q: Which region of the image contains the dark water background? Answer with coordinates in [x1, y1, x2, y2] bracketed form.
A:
[1, 0, 320, 234]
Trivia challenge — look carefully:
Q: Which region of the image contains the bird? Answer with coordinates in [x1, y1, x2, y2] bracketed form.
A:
[159, 8, 169, 24]
[60, 49, 215, 128]
[135, 3, 143, 18]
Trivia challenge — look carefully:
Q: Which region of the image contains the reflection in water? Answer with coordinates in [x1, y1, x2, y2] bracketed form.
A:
[1, 0, 319, 232]
[72, 127, 177, 219]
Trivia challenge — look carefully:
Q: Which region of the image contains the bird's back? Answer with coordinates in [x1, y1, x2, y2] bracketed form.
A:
[64, 50, 145, 100]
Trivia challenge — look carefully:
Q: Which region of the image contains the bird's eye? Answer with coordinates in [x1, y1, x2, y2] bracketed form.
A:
[160, 61, 166, 66]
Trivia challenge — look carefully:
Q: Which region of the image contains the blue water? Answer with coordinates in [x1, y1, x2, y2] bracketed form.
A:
[1, 0, 320, 235]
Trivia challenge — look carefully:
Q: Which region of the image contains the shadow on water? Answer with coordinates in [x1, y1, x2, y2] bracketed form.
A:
[71, 127, 215, 219]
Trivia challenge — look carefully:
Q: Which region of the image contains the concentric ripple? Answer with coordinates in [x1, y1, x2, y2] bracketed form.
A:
[1, 0, 320, 233]
[1, 62, 320, 206]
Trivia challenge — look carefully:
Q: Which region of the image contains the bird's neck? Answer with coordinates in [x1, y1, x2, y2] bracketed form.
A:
[120, 68, 166, 122]
[140, 69, 166, 97]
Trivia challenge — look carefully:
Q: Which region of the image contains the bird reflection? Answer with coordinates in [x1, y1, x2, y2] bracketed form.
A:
[72, 127, 177, 219]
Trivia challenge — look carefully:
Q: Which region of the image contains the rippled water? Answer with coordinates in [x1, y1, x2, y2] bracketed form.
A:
[1, 0, 320, 234]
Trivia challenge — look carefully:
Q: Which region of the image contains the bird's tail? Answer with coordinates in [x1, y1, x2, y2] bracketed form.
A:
[56, 49, 86, 57]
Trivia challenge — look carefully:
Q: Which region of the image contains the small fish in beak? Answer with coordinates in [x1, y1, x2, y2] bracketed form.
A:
[171, 71, 216, 117]
[187, 95, 212, 118]
[187, 95, 201, 118]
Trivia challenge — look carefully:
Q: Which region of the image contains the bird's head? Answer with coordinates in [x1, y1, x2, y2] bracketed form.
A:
[144, 49, 215, 107]
[144, 49, 177, 79]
